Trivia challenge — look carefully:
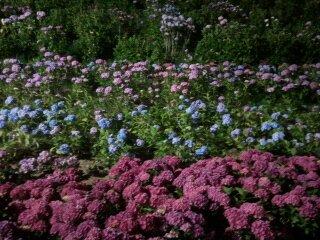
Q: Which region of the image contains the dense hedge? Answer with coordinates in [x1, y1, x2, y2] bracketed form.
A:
[1, 151, 320, 239]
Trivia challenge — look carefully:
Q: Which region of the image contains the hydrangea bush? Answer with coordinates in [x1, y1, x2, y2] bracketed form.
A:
[0, 151, 319, 239]
[0, 51, 319, 172]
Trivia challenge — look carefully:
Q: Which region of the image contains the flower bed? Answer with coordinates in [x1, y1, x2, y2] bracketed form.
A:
[1, 150, 319, 239]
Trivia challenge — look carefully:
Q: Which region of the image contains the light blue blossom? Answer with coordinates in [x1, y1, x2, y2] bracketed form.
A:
[4, 96, 14, 105]
[191, 111, 200, 120]
[0, 120, 6, 129]
[184, 139, 194, 148]
[34, 99, 43, 106]
[131, 110, 138, 116]
[230, 128, 241, 138]
[116, 113, 123, 121]
[57, 144, 70, 154]
[178, 104, 185, 110]
[216, 102, 226, 113]
[108, 135, 115, 144]
[38, 123, 50, 134]
[168, 132, 177, 140]
[259, 138, 268, 146]
[195, 146, 208, 156]
[210, 124, 219, 134]
[64, 114, 77, 122]
[172, 137, 181, 145]
[271, 112, 281, 120]
[136, 139, 145, 147]
[261, 121, 279, 131]
[246, 137, 255, 143]
[108, 144, 118, 154]
[272, 131, 285, 142]
[97, 118, 111, 129]
[222, 114, 232, 125]
[28, 110, 40, 119]
[48, 119, 58, 128]
[117, 128, 127, 142]
[20, 125, 29, 133]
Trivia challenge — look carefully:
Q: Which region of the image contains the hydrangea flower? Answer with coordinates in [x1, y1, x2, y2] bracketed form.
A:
[64, 114, 77, 123]
[97, 118, 111, 129]
[184, 139, 194, 148]
[222, 114, 232, 126]
[117, 128, 127, 142]
[172, 137, 181, 145]
[4, 96, 14, 105]
[108, 144, 118, 154]
[216, 102, 226, 113]
[210, 124, 219, 134]
[230, 128, 241, 138]
[0, 120, 6, 129]
[136, 139, 145, 147]
[57, 144, 70, 155]
[272, 131, 285, 142]
[261, 121, 279, 131]
[195, 146, 208, 156]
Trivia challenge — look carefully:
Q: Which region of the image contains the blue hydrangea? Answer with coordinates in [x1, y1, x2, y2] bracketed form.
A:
[28, 110, 40, 119]
[178, 104, 185, 110]
[64, 114, 77, 122]
[38, 123, 50, 135]
[216, 102, 226, 113]
[210, 124, 219, 134]
[246, 137, 255, 143]
[22, 105, 31, 111]
[272, 131, 285, 142]
[167, 132, 177, 140]
[230, 128, 241, 138]
[17, 109, 28, 119]
[43, 110, 56, 119]
[20, 125, 29, 133]
[117, 128, 127, 142]
[57, 144, 70, 154]
[136, 139, 145, 147]
[34, 99, 43, 106]
[259, 138, 268, 146]
[137, 104, 147, 112]
[131, 110, 138, 116]
[184, 139, 194, 148]
[222, 114, 232, 126]
[57, 101, 65, 109]
[191, 111, 200, 120]
[48, 119, 58, 128]
[8, 112, 19, 122]
[107, 135, 115, 144]
[271, 112, 281, 120]
[0, 109, 9, 117]
[195, 146, 208, 156]
[4, 96, 14, 105]
[172, 137, 181, 145]
[50, 104, 60, 112]
[97, 118, 111, 129]
[116, 113, 123, 121]
[0, 120, 6, 129]
[108, 144, 118, 154]
[261, 121, 279, 131]
[140, 110, 148, 115]
[186, 100, 206, 115]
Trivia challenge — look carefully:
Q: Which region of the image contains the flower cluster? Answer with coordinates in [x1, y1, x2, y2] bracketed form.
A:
[1, 151, 319, 239]
[1, 6, 32, 25]
[160, 4, 195, 35]
[19, 150, 78, 174]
